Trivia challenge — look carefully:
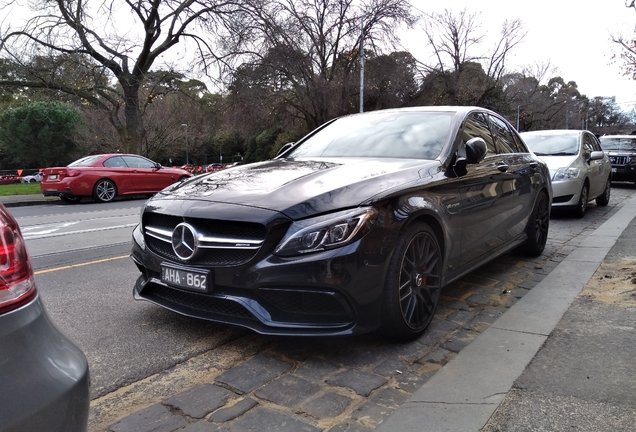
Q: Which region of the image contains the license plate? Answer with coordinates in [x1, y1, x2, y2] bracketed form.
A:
[160, 264, 210, 292]
[612, 167, 617, 173]
[49, 174, 57, 180]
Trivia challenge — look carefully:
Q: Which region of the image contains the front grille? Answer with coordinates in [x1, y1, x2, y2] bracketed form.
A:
[143, 213, 266, 266]
[610, 155, 630, 165]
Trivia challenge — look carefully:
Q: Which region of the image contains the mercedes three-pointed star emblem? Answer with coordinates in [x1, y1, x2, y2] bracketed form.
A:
[171, 223, 198, 260]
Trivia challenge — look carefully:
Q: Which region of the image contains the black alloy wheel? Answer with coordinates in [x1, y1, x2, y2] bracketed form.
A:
[515, 191, 550, 256]
[93, 179, 117, 203]
[379, 223, 442, 340]
[572, 182, 589, 218]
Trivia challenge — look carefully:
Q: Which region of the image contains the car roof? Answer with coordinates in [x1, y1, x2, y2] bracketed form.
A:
[347, 106, 490, 116]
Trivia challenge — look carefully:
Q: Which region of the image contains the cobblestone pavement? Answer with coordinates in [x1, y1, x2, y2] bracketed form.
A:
[92, 184, 636, 432]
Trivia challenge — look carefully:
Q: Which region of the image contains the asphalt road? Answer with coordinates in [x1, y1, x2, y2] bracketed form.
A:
[7, 184, 636, 431]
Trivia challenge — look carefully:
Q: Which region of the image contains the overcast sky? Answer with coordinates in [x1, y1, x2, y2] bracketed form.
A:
[403, 1, 636, 108]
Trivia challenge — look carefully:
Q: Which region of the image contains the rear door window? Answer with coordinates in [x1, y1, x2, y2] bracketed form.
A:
[488, 115, 521, 154]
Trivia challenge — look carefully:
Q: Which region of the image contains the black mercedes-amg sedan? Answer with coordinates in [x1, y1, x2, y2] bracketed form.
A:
[130, 106, 552, 339]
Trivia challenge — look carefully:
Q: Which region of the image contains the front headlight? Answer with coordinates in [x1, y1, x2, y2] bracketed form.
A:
[274, 207, 379, 257]
[553, 167, 580, 181]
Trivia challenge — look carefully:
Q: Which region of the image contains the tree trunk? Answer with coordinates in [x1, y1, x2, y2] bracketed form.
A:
[119, 80, 145, 154]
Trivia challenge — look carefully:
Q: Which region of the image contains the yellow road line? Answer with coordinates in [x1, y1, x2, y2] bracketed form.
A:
[34, 255, 130, 275]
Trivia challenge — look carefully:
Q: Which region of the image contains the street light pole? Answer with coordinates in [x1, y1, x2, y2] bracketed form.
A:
[181, 124, 189, 165]
[359, 16, 364, 113]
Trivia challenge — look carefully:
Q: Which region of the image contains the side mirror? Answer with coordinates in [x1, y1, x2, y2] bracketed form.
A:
[456, 137, 488, 165]
[590, 150, 605, 161]
[276, 142, 295, 157]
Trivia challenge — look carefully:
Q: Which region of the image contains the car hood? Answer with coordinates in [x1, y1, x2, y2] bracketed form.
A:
[535, 155, 578, 178]
[154, 158, 436, 219]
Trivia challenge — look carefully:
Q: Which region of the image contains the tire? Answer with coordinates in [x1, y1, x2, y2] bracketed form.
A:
[379, 223, 442, 340]
[595, 178, 611, 206]
[60, 195, 82, 204]
[572, 182, 589, 218]
[92, 179, 117, 203]
[515, 191, 550, 256]
[28, 179, 35, 183]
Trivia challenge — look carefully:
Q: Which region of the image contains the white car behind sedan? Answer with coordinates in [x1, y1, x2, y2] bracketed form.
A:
[21, 171, 44, 183]
[520, 129, 612, 218]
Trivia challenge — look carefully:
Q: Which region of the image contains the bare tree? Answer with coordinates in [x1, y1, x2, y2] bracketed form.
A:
[416, 8, 525, 106]
[0, 0, 240, 153]
[613, 2, 636, 83]
[217, 0, 414, 130]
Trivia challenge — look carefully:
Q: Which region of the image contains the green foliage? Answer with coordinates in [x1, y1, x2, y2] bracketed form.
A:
[244, 127, 283, 163]
[0, 101, 81, 168]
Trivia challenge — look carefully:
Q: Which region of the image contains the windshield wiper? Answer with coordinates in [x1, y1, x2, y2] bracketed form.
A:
[547, 152, 576, 156]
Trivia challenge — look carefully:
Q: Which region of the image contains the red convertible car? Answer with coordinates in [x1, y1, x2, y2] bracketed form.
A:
[40, 154, 192, 203]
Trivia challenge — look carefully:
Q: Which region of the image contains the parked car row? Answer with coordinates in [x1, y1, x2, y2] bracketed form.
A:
[0, 174, 21, 185]
[179, 162, 242, 174]
[129, 108, 630, 342]
[0, 173, 43, 184]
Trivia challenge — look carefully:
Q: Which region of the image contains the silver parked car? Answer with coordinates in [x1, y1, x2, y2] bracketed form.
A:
[0, 203, 90, 432]
[520, 129, 612, 218]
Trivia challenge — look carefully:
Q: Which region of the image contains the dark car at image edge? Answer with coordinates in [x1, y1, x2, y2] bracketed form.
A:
[130, 106, 552, 339]
[0, 204, 90, 431]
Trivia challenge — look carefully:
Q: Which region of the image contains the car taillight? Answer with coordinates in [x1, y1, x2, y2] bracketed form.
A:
[0, 205, 36, 315]
[66, 169, 82, 177]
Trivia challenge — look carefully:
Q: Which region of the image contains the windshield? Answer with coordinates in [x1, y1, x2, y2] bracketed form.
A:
[287, 111, 453, 160]
[522, 134, 579, 156]
[68, 155, 102, 167]
[599, 137, 636, 151]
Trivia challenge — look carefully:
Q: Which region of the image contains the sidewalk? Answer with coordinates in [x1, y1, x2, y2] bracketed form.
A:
[375, 195, 636, 431]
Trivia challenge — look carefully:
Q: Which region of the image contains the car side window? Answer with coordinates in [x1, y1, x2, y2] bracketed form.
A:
[461, 112, 497, 155]
[585, 133, 602, 152]
[122, 156, 155, 168]
[488, 114, 520, 154]
[582, 134, 596, 157]
[103, 156, 127, 168]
